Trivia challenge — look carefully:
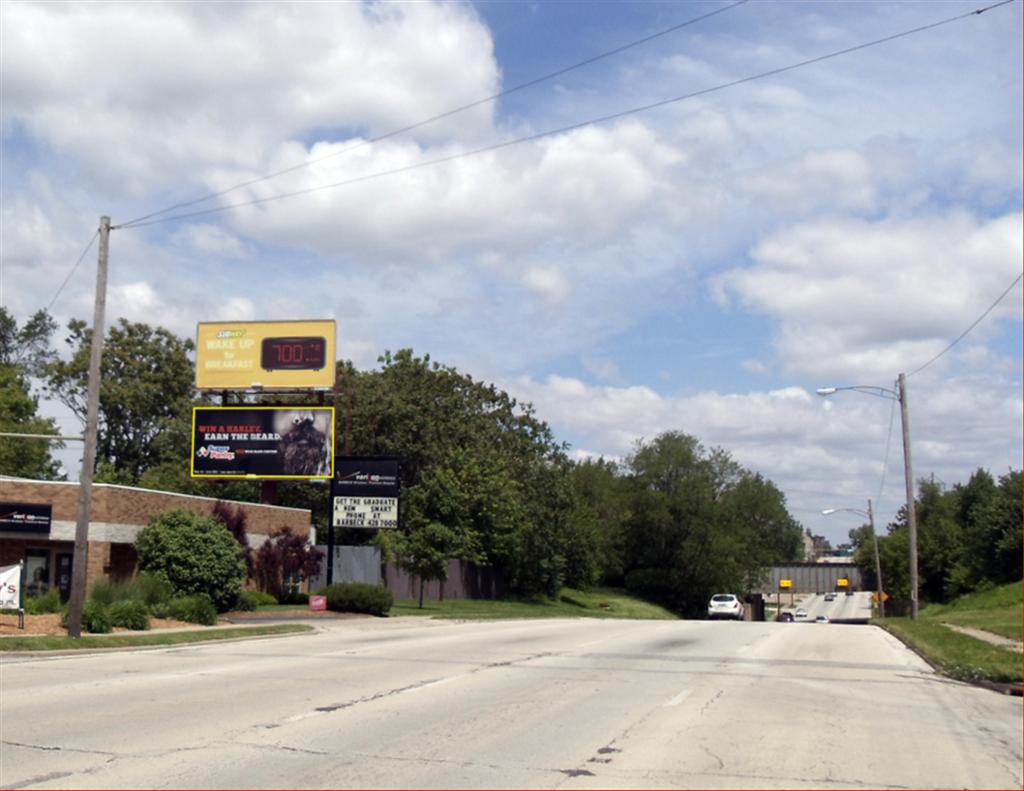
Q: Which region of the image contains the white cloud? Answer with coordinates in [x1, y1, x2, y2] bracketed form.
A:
[171, 225, 247, 259]
[522, 266, 571, 305]
[716, 211, 1023, 380]
[3, 2, 499, 193]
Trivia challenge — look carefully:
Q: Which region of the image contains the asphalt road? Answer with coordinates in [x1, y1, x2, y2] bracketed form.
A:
[2, 616, 1021, 789]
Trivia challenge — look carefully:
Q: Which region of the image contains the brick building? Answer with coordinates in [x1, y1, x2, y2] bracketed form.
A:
[0, 477, 312, 600]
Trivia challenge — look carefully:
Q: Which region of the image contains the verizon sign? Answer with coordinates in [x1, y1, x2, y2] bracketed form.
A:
[331, 457, 400, 529]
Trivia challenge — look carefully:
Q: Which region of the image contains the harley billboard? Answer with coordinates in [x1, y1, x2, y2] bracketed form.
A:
[191, 407, 335, 479]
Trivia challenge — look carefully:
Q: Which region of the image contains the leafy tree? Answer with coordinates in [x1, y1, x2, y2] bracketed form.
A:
[254, 526, 324, 601]
[0, 307, 57, 375]
[212, 501, 254, 577]
[570, 458, 629, 585]
[0, 364, 63, 479]
[620, 432, 803, 617]
[45, 318, 196, 483]
[343, 350, 576, 597]
[135, 508, 247, 611]
[393, 522, 462, 607]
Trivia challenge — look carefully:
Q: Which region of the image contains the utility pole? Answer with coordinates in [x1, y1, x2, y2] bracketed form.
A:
[898, 373, 918, 620]
[67, 216, 110, 638]
[867, 498, 884, 619]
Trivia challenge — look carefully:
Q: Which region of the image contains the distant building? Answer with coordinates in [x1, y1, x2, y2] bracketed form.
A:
[803, 529, 831, 562]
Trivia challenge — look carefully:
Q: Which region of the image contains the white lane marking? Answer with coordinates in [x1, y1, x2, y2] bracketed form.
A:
[665, 689, 692, 707]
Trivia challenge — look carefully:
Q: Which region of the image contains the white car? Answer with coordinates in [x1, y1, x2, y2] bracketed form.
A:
[708, 594, 745, 621]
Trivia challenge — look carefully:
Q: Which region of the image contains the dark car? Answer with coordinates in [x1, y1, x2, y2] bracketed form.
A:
[776, 611, 795, 622]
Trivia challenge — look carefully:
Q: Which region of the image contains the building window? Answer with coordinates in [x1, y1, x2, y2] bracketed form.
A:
[25, 549, 51, 598]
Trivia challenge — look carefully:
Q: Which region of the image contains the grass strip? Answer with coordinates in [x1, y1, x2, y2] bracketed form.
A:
[389, 587, 677, 620]
[877, 617, 1022, 684]
[0, 624, 313, 652]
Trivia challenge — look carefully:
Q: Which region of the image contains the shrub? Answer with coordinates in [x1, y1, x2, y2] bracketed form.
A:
[25, 588, 62, 614]
[88, 579, 125, 606]
[63, 601, 113, 633]
[279, 591, 308, 605]
[128, 571, 174, 610]
[254, 527, 323, 601]
[135, 508, 247, 612]
[168, 595, 217, 626]
[108, 599, 150, 630]
[247, 590, 279, 606]
[320, 583, 393, 617]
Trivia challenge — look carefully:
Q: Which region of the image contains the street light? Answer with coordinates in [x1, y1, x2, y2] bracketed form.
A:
[822, 500, 884, 618]
[816, 373, 918, 619]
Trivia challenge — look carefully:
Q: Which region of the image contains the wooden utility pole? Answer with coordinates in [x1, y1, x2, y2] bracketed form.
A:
[898, 373, 918, 620]
[67, 216, 110, 638]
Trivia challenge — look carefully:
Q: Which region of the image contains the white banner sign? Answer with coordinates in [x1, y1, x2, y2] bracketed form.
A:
[332, 496, 398, 529]
[0, 563, 22, 609]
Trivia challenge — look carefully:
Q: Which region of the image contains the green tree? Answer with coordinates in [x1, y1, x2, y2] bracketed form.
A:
[0, 307, 57, 375]
[0, 364, 63, 479]
[45, 318, 195, 483]
[570, 458, 629, 585]
[621, 432, 802, 617]
[343, 350, 576, 596]
[134, 508, 247, 611]
[394, 521, 462, 607]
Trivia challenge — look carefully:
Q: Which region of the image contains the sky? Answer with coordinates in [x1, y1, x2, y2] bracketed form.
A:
[2, 0, 1021, 545]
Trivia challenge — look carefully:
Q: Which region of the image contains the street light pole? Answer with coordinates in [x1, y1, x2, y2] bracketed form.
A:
[867, 499, 885, 619]
[816, 374, 919, 620]
[822, 501, 884, 619]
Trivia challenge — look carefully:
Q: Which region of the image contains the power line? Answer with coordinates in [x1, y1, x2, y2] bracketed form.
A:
[46, 230, 99, 312]
[119, 0, 750, 228]
[907, 271, 1024, 378]
[117, 0, 1014, 232]
[874, 392, 897, 518]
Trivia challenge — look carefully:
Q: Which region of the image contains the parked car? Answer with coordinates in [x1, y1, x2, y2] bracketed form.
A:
[794, 608, 809, 619]
[707, 594, 745, 621]
[824, 593, 836, 602]
[815, 615, 830, 623]
[776, 611, 795, 623]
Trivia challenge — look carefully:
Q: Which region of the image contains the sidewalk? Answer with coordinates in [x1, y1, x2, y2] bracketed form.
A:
[943, 623, 1023, 653]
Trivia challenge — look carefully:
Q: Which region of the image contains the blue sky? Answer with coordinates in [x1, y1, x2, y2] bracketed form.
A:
[2, 0, 1021, 544]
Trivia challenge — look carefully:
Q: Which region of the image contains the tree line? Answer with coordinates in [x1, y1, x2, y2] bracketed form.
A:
[5, 308, 1015, 615]
[849, 468, 1021, 607]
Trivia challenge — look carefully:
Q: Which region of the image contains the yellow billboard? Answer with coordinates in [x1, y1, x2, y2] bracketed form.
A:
[196, 320, 336, 390]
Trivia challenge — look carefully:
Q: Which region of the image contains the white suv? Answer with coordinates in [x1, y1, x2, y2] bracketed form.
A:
[707, 593, 745, 621]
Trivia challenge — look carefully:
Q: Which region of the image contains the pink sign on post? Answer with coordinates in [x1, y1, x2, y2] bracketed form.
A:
[309, 595, 327, 611]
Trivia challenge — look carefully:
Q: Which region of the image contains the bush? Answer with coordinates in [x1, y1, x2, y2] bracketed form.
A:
[248, 590, 279, 606]
[320, 583, 393, 617]
[108, 599, 150, 630]
[63, 601, 113, 634]
[88, 579, 125, 606]
[279, 591, 308, 605]
[25, 588, 62, 614]
[168, 595, 217, 626]
[135, 508, 247, 612]
[129, 571, 174, 610]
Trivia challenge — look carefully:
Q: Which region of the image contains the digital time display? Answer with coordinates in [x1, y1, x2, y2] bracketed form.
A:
[260, 336, 327, 371]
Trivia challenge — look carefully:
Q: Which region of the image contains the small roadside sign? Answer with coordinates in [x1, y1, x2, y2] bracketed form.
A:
[837, 578, 849, 587]
[309, 595, 327, 611]
[779, 579, 792, 589]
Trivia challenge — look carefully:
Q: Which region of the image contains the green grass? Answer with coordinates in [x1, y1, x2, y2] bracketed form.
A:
[877, 617, 1021, 684]
[920, 580, 1022, 641]
[0, 624, 313, 652]
[389, 587, 678, 620]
